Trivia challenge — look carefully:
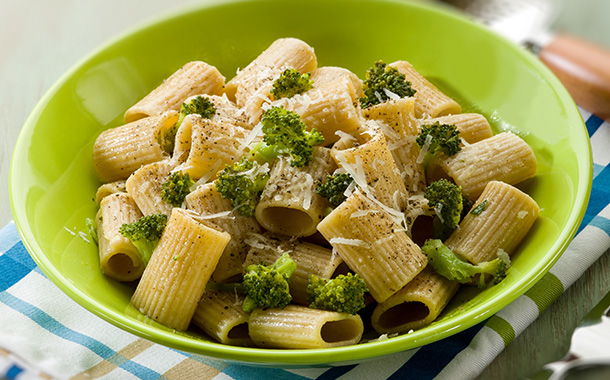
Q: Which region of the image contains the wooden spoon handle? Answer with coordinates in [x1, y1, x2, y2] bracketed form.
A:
[539, 34, 610, 121]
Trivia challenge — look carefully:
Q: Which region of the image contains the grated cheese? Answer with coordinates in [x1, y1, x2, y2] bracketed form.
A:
[416, 133, 433, 164]
[350, 209, 378, 218]
[330, 237, 369, 248]
[302, 173, 314, 211]
[193, 210, 235, 220]
[238, 121, 264, 152]
[383, 88, 401, 100]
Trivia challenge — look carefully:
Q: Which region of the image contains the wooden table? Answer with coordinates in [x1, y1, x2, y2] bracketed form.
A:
[1, 1, 609, 379]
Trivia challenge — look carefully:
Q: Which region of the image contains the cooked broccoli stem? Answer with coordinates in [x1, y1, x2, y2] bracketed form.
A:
[161, 95, 216, 153]
[421, 239, 509, 289]
[161, 171, 195, 207]
[359, 60, 416, 109]
[316, 173, 354, 208]
[307, 273, 369, 315]
[215, 157, 270, 216]
[249, 106, 325, 167]
[271, 68, 314, 99]
[119, 213, 168, 265]
[242, 252, 297, 312]
[415, 122, 461, 169]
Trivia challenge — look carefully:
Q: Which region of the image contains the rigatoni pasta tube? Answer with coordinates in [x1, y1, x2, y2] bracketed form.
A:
[93, 111, 178, 182]
[95, 180, 126, 205]
[310, 66, 363, 96]
[248, 305, 363, 349]
[125, 160, 175, 216]
[224, 38, 317, 101]
[205, 94, 252, 130]
[277, 75, 363, 145]
[371, 266, 460, 334]
[445, 180, 539, 264]
[185, 182, 262, 283]
[421, 113, 493, 144]
[390, 60, 461, 118]
[96, 193, 144, 282]
[255, 147, 334, 237]
[331, 131, 409, 212]
[438, 132, 537, 199]
[131, 208, 231, 330]
[235, 66, 283, 125]
[363, 98, 426, 194]
[124, 61, 225, 123]
[317, 190, 427, 302]
[192, 290, 253, 347]
[172, 115, 249, 181]
[243, 234, 344, 305]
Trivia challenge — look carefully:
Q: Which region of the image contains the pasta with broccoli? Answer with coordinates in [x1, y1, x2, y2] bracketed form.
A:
[90, 37, 539, 348]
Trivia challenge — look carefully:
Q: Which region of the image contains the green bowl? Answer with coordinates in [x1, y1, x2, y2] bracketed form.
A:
[9, 0, 592, 367]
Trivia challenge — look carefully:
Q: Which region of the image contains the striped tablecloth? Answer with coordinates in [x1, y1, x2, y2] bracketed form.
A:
[1, 109, 608, 380]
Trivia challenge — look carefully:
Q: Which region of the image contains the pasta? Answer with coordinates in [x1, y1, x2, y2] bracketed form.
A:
[90, 37, 540, 349]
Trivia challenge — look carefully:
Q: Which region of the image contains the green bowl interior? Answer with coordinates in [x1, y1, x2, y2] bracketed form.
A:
[9, 0, 591, 367]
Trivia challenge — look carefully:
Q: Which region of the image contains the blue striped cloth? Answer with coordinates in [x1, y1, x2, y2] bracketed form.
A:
[1, 109, 608, 380]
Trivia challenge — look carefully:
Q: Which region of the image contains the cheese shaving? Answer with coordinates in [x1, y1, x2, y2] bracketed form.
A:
[350, 210, 378, 218]
[335, 130, 357, 146]
[383, 88, 401, 101]
[238, 121, 264, 152]
[194, 210, 234, 220]
[329, 237, 369, 248]
[78, 231, 91, 243]
[302, 173, 314, 211]
[434, 203, 445, 225]
[416, 133, 433, 164]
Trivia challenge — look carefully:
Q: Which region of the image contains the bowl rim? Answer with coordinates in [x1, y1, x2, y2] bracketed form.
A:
[9, 0, 593, 366]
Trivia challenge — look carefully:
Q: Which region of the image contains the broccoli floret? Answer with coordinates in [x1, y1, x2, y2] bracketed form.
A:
[161, 171, 195, 207]
[316, 173, 353, 208]
[119, 213, 168, 265]
[359, 60, 416, 109]
[241, 252, 297, 312]
[215, 157, 270, 216]
[415, 122, 461, 169]
[307, 273, 369, 315]
[271, 68, 314, 99]
[424, 179, 464, 233]
[161, 96, 216, 153]
[248, 106, 324, 167]
[421, 239, 510, 289]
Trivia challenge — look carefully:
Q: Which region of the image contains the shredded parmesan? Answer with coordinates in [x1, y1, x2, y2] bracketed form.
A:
[350, 210, 378, 218]
[416, 133, 433, 164]
[517, 210, 528, 219]
[194, 210, 234, 220]
[374, 90, 383, 104]
[238, 121, 264, 152]
[329, 237, 369, 248]
[302, 173, 314, 210]
[335, 130, 357, 146]
[383, 88, 401, 100]
[64, 227, 76, 236]
[434, 203, 445, 225]
[78, 231, 91, 243]
[333, 151, 372, 196]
